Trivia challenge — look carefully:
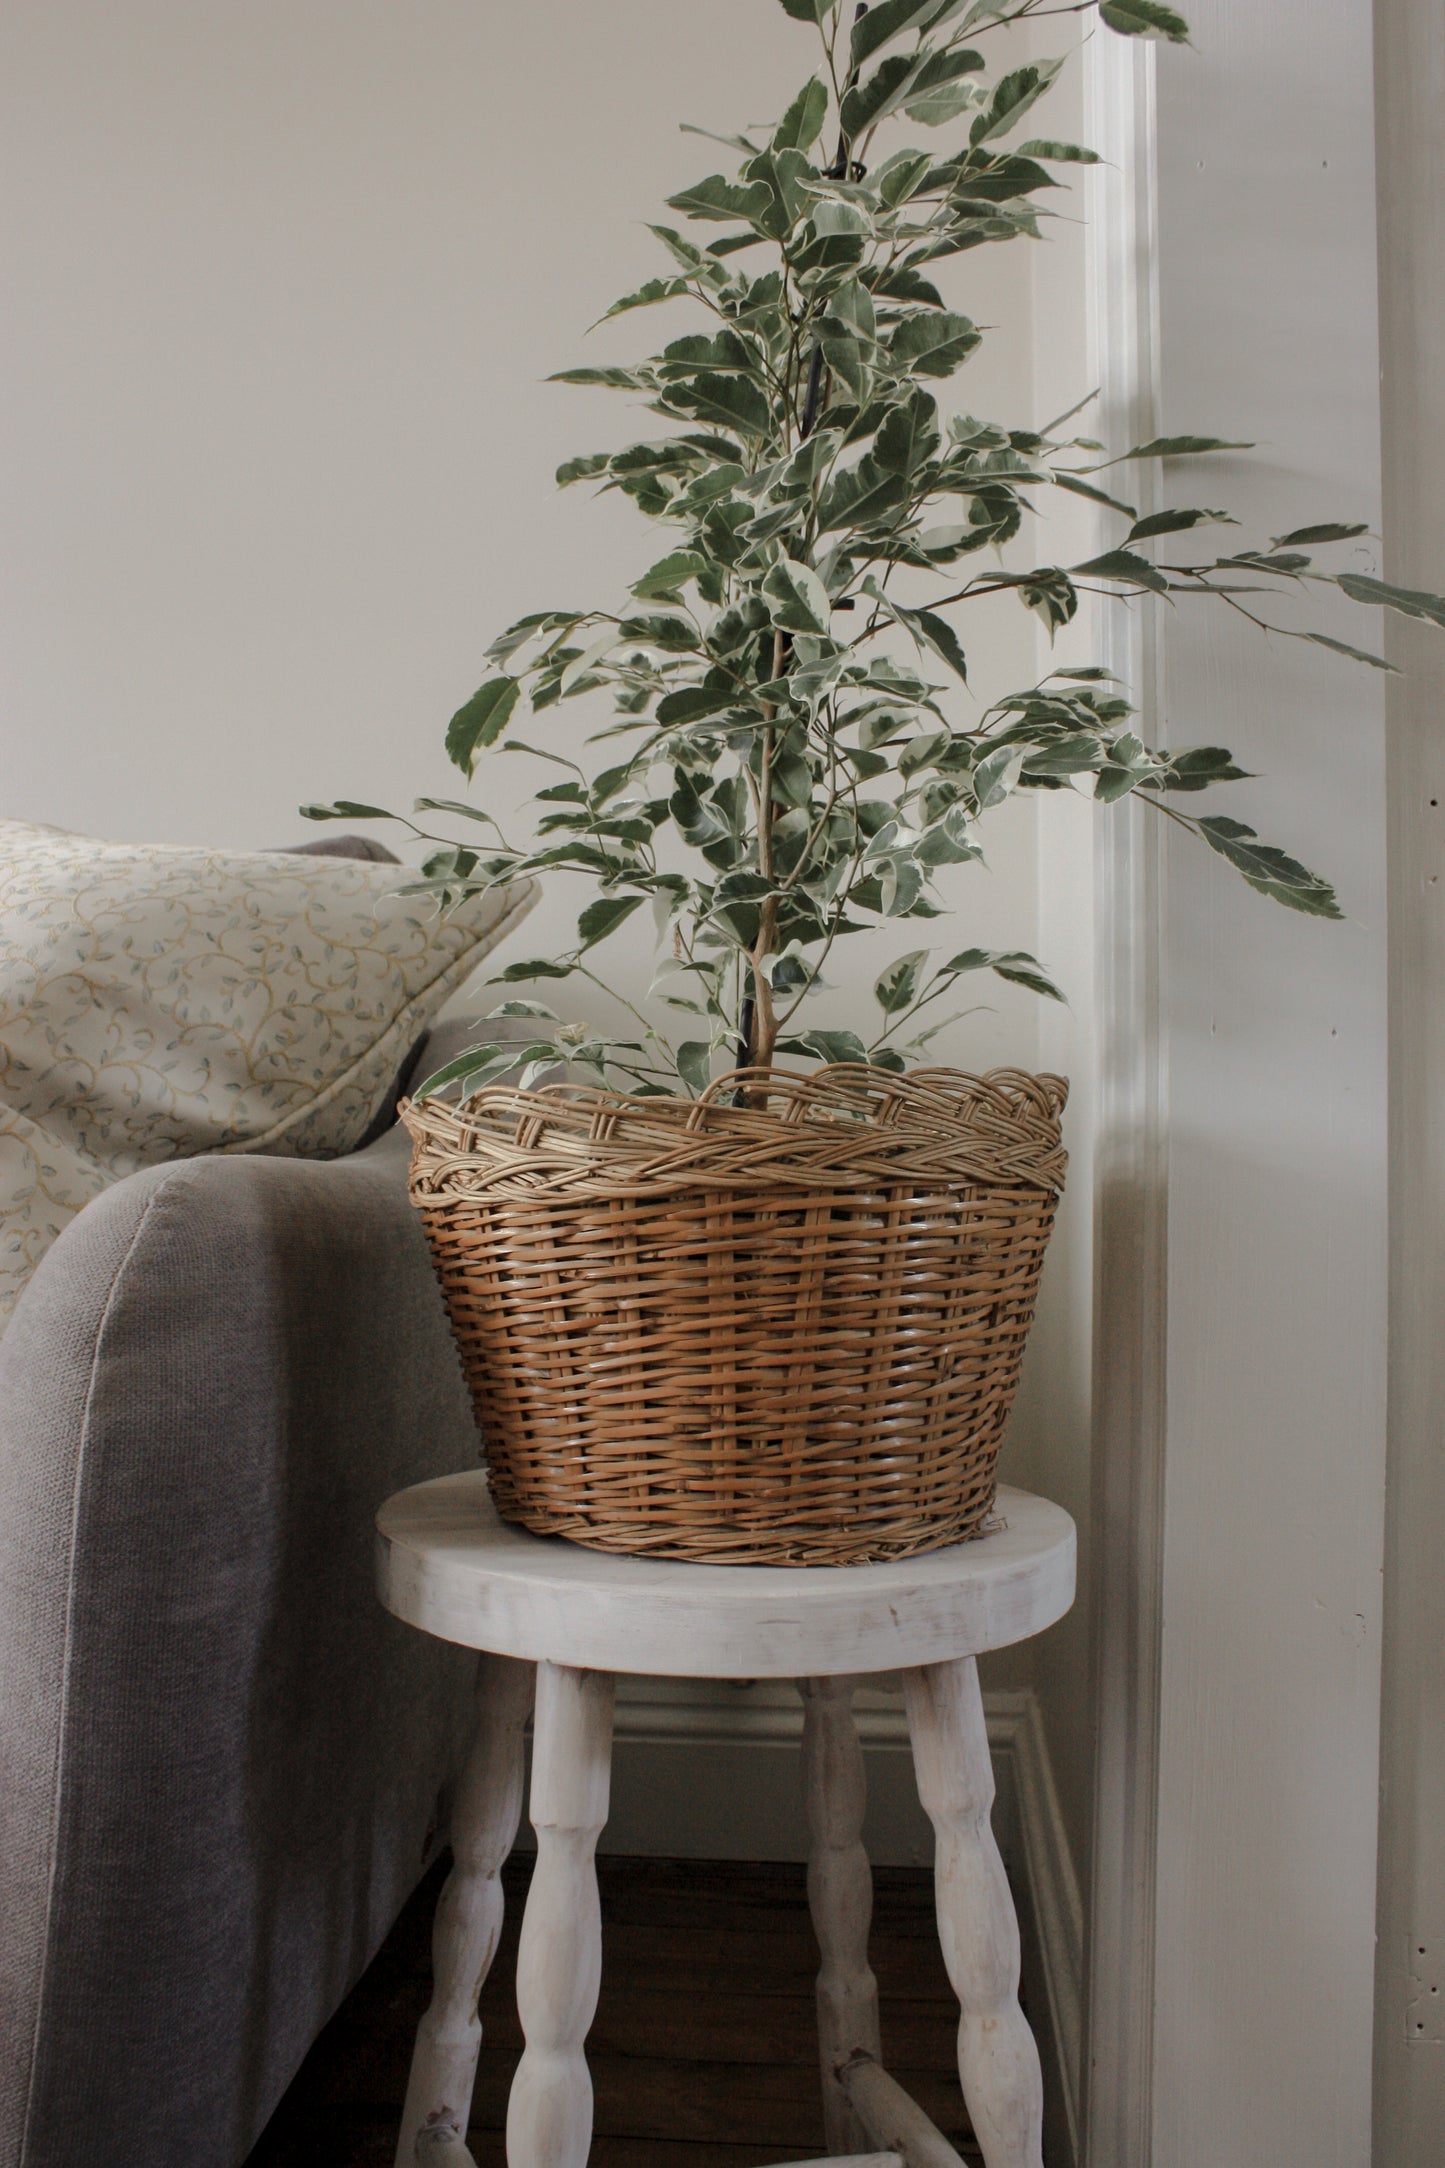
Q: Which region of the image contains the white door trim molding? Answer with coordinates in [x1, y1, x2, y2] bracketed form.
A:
[1135, 2, 1387, 2156]
[1080, 31, 1168, 2168]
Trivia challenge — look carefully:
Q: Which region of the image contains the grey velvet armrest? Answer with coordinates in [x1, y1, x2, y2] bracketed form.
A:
[0, 1122, 479, 2168]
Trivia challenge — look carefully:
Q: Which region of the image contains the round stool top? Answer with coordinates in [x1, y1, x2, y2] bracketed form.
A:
[376, 1472, 1075, 1679]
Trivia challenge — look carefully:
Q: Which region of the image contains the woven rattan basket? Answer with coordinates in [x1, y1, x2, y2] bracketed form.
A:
[402, 1062, 1067, 1566]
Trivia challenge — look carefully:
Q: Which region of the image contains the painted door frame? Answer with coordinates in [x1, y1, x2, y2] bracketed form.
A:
[1082, 6, 1390, 2163]
[1373, 0, 1445, 2153]
[1080, 31, 1168, 2168]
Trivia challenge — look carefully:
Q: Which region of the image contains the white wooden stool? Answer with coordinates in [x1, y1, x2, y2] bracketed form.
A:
[376, 1472, 1075, 2168]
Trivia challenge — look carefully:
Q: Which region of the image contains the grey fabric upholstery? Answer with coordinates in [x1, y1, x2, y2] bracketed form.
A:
[275, 832, 400, 863]
[0, 1075, 482, 2168]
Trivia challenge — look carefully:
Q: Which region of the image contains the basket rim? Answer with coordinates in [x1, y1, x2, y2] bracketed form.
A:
[402, 1061, 1069, 1201]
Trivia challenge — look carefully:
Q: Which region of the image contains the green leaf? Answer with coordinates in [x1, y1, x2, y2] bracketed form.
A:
[765, 947, 813, 996]
[680, 121, 766, 156]
[972, 744, 1025, 808]
[774, 74, 829, 150]
[1337, 572, 1445, 629]
[777, 1028, 870, 1065]
[940, 947, 1064, 1000]
[631, 550, 708, 599]
[548, 366, 652, 388]
[792, 223, 869, 277]
[666, 173, 773, 224]
[491, 958, 578, 983]
[880, 853, 926, 916]
[598, 276, 691, 323]
[676, 1040, 714, 1094]
[514, 1042, 571, 1087]
[904, 50, 988, 125]
[560, 631, 621, 695]
[1217, 548, 1312, 574]
[486, 608, 585, 662]
[1019, 568, 1079, 630]
[556, 452, 612, 487]
[647, 223, 710, 271]
[1072, 548, 1170, 593]
[1195, 816, 1343, 918]
[874, 386, 942, 474]
[1052, 472, 1139, 519]
[868, 262, 946, 307]
[842, 51, 928, 140]
[777, 0, 831, 19]
[657, 686, 739, 727]
[1271, 521, 1369, 549]
[821, 323, 873, 404]
[300, 799, 392, 821]
[911, 608, 969, 681]
[578, 894, 646, 947]
[1154, 745, 1249, 792]
[1100, 0, 1191, 40]
[888, 309, 981, 377]
[817, 454, 908, 533]
[875, 948, 929, 1014]
[827, 277, 877, 346]
[1093, 760, 1146, 804]
[762, 558, 834, 635]
[661, 370, 773, 437]
[851, 0, 940, 70]
[1017, 138, 1102, 162]
[411, 1044, 512, 1102]
[707, 230, 770, 258]
[447, 678, 520, 775]
[1301, 630, 1399, 673]
[970, 63, 1059, 147]
[1114, 434, 1251, 462]
[617, 610, 699, 651]
[1126, 507, 1233, 542]
[412, 797, 508, 826]
[656, 328, 758, 378]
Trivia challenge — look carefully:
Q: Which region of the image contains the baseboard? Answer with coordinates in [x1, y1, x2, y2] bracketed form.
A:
[513, 1676, 1083, 2165]
[996, 1690, 1085, 2168]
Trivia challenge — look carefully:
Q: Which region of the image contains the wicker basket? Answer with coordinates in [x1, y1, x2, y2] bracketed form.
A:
[402, 1063, 1067, 1566]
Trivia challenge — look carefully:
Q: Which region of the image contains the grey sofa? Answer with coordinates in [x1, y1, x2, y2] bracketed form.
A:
[0, 931, 485, 2164]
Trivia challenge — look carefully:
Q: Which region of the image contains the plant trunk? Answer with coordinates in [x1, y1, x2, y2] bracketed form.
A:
[747, 896, 780, 1071]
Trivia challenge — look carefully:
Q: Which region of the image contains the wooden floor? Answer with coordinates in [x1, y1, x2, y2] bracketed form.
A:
[246, 1853, 984, 2167]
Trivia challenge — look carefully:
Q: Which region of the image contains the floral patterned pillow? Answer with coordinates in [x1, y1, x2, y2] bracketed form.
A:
[0, 819, 534, 1332]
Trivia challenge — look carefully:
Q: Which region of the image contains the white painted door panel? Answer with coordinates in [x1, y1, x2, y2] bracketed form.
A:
[1150, 3, 1387, 2163]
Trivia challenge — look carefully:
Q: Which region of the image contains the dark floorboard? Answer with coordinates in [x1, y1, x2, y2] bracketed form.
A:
[247, 1854, 985, 2167]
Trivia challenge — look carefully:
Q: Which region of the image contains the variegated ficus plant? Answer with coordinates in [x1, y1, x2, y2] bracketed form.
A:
[310, 0, 1445, 1100]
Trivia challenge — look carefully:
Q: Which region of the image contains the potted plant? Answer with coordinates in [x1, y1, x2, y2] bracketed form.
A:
[310, 0, 1442, 1565]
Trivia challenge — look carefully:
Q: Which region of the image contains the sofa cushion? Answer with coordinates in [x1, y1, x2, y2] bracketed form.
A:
[0, 818, 535, 1332]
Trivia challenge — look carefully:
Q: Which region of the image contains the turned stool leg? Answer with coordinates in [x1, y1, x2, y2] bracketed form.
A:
[799, 1676, 883, 2155]
[903, 1658, 1043, 2168]
[396, 1653, 535, 2167]
[506, 1661, 615, 2168]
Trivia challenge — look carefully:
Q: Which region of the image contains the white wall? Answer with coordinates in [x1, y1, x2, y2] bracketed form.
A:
[1, 0, 1102, 1927]
[0, 0, 1053, 1076]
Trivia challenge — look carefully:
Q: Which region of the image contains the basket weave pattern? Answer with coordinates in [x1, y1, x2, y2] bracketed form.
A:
[403, 1064, 1067, 1566]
